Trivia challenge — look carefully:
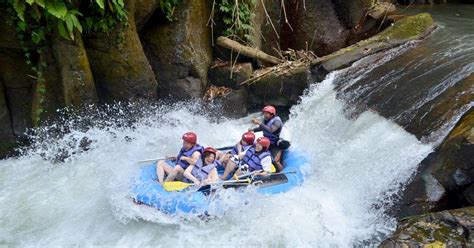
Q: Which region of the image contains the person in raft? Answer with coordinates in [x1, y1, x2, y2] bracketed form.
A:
[217, 131, 256, 170]
[183, 147, 220, 187]
[249, 105, 285, 172]
[220, 137, 273, 179]
[156, 132, 203, 185]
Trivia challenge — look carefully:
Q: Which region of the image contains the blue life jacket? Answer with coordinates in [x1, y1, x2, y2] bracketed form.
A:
[191, 158, 218, 181]
[263, 116, 282, 145]
[176, 144, 204, 169]
[242, 146, 271, 172]
[230, 143, 253, 155]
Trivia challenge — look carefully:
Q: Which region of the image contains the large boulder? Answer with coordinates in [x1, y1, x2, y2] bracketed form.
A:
[246, 63, 313, 109]
[0, 49, 34, 135]
[206, 88, 248, 119]
[141, 0, 212, 100]
[52, 32, 98, 106]
[0, 82, 16, 158]
[380, 207, 474, 247]
[134, 0, 159, 30]
[0, 7, 22, 49]
[280, 0, 349, 57]
[85, 0, 158, 101]
[312, 13, 435, 75]
[31, 48, 65, 126]
[394, 108, 474, 218]
[208, 62, 253, 89]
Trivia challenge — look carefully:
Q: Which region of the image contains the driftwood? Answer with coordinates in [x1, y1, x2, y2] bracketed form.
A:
[216, 36, 283, 65]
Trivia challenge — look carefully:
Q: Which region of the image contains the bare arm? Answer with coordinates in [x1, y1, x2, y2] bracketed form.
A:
[204, 168, 218, 184]
[180, 151, 201, 166]
[184, 165, 200, 185]
[258, 121, 281, 133]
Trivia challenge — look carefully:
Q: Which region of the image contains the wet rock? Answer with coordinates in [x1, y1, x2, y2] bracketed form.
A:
[332, 0, 393, 44]
[0, 49, 34, 134]
[463, 184, 474, 205]
[31, 47, 64, 126]
[394, 108, 474, 218]
[312, 13, 435, 74]
[141, 0, 212, 99]
[210, 89, 248, 119]
[379, 207, 474, 247]
[0, 82, 16, 158]
[134, 0, 159, 30]
[0, 8, 22, 49]
[52, 32, 98, 106]
[246, 64, 313, 108]
[85, 0, 158, 102]
[281, 0, 348, 57]
[253, 0, 281, 58]
[208, 62, 253, 89]
[170, 77, 203, 99]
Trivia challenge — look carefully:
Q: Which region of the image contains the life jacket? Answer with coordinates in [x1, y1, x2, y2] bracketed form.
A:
[176, 144, 204, 169]
[191, 158, 218, 181]
[242, 146, 271, 172]
[230, 142, 253, 156]
[263, 116, 282, 145]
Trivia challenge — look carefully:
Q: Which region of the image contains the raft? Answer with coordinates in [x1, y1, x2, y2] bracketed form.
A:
[132, 149, 308, 215]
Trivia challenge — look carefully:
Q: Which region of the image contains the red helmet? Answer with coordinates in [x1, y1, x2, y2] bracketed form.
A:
[182, 132, 197, 144]
[203, 146, 217, 156]
[241, 131, 255, 144]
[257, 137, 271, 150]
[262, 105, 276, 115]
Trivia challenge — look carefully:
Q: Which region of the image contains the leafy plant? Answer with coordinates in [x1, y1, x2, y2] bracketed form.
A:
[217, 0, 255, 42]
[159, 0, 180, 21]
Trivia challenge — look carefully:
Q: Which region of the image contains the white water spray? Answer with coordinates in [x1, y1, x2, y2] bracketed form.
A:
[0, 67, 432, 246]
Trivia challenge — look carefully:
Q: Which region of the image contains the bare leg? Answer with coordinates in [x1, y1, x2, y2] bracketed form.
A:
[165, 166, 184, 182]
[274, 150, 283, 172]
[220, 160, 237, 180]
[156, 160, 173, 185]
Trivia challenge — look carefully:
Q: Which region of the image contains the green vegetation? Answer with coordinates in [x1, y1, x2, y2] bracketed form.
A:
[159, 0, 180, 21]
[217, 0, 255, 42]
[3, 0, 127, 44]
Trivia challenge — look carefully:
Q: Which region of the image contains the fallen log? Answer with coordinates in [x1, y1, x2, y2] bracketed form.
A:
[216, 36, 283, 65]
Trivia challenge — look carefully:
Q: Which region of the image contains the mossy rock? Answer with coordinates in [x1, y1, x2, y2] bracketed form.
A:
[141, 0, 212, 99]
[85, 0, 158, 101]
[380, 207, 474, 247]
[312, 13, 435, 72]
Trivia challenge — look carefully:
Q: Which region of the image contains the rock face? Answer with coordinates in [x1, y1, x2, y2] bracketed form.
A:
[0, 49, 34, 134]
[210, 89, 248, 119]
[141, 0, 213, 100]
[281, 0, 348, 56]
[31, 48, 64, 126]
[85, 0, 158, 101]
[52, 32, 98, 106]
[380, 207, 474, 247]
[394, 108, 474, 218]
[208, 62, 253, 89]
[246, 63, 313, 108]
[312, 13, 435, 74]
[0, 82, 16, 157]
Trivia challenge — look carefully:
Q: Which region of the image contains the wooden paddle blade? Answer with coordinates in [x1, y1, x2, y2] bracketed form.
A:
[163, 181, 193, 191]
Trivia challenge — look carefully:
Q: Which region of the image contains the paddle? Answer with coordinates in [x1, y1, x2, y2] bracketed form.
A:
[137, 157, 176, 164]
[138, 146, 234, 164]
[163, 178, 251, 192]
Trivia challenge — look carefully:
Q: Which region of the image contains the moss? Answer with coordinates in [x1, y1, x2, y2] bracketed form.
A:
[423, 241, 446, 248]
[313, 13, 435, 69]
[376, 13, 434, 42]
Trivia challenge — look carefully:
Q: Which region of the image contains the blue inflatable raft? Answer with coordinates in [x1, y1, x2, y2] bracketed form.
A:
[132, 150, 308, 215]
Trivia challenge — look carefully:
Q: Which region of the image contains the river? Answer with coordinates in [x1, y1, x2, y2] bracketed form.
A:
[0, 4, 472, 247]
